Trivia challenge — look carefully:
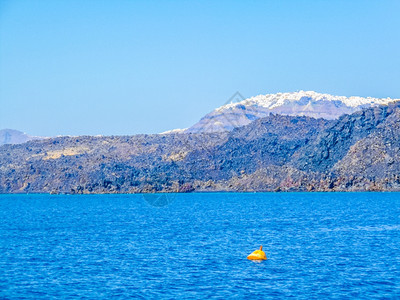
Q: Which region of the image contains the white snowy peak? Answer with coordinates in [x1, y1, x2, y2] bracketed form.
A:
[187, 91, 399, 133]
[217, 90, 397, 111]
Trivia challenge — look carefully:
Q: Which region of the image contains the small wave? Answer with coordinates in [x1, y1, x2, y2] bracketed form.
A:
[320, 225, 400, 232]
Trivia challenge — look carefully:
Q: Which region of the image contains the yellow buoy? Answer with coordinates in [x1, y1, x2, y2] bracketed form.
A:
[247, 245, 267, 260]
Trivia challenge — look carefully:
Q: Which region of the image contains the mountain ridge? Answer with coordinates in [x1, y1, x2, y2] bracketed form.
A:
[186, 90, 399, 133]
[1, 101, 400, 193]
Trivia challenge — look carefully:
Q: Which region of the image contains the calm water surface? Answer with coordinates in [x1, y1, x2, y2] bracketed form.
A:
[0, 193, 399, 299]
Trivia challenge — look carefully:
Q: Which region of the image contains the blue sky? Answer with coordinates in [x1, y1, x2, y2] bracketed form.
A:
[1, 0, 399, 136]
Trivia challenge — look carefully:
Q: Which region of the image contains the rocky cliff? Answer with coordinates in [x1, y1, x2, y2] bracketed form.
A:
[1, 102, 400, 193]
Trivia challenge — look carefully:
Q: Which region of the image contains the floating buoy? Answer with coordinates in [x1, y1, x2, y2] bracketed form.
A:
[247, 245, 267, 260]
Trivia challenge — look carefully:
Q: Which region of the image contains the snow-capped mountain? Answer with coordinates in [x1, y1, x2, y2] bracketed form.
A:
[187, 91, 399, 133]
[160, 128, 187, 135]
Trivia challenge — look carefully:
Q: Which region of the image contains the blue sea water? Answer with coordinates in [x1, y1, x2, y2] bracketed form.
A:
[0, 193, 400, 299]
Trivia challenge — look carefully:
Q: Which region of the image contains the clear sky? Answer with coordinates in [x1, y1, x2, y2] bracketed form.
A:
[1, 0, 399, 136]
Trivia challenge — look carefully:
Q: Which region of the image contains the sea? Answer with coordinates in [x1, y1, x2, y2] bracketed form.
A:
[0, 193, 399, 299]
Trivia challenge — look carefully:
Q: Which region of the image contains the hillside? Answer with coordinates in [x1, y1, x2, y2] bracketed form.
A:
[187, 91, 398, 133]
[1, 101, 400, 194]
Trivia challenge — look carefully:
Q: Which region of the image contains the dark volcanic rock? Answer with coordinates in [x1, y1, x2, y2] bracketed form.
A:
[291, 104, 396, 172]
[1, 102, 400, 193]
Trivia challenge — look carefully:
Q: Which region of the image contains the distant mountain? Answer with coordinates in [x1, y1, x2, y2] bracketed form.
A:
[0, 129, 43, 146]
[187, 91, 398, 133]
[1, 101, 400, 193]
[160, 128, 187, 134]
